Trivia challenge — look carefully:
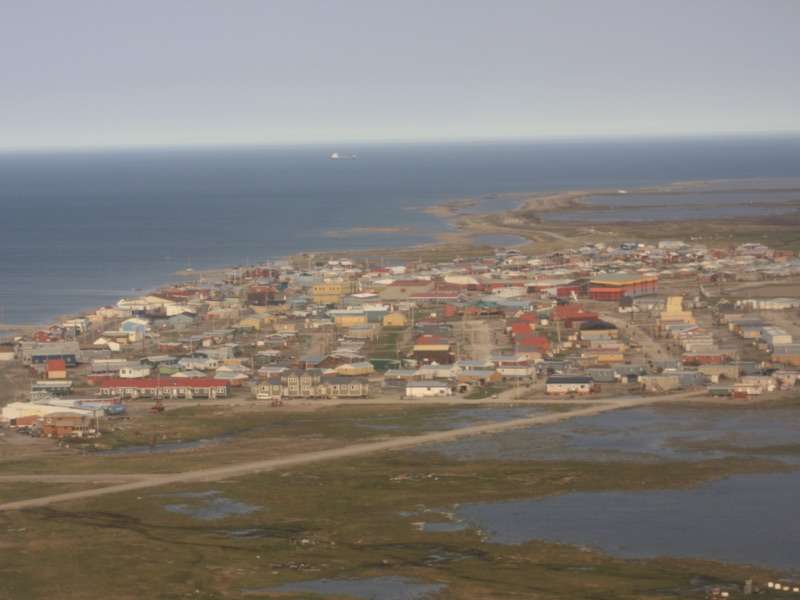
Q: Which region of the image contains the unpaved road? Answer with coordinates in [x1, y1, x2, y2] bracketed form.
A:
[0, 393, 695, 511]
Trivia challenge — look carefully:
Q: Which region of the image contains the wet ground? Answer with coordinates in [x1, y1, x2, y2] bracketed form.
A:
[243, 576, 446, 599]
[413, 406, 800, 571]
[422, 406, 800, 463]
[542, 190, 800, 222]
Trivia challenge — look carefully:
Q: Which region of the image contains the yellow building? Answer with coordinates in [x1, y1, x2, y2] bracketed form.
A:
[312, 280, 355, 305]
[237, 317, 264, 331]
[382, 312, 408, 328]
[335, 361, 375, 376]
[334, 313, 368, 328]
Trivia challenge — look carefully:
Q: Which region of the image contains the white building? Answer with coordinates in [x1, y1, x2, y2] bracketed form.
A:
[405, 381, 452, 398]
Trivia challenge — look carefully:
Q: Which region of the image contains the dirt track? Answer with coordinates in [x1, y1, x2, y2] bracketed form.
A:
[0, 393, 694, 512]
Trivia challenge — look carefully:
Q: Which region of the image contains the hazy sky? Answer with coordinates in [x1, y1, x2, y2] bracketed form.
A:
[2, 0, 799, 149]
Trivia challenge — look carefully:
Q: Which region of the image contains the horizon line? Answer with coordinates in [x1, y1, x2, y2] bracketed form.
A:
[1, 129, 799, 154]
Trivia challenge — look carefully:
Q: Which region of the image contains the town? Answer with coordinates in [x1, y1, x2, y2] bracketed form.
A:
[2, 237, 799, 443]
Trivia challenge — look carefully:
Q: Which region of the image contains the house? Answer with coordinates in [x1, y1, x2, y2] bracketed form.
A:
[383, 369, 419, 388]
[253, 369, 369, 399]
[46, 358, 67, 380]
[19, 341, 81, 367]
[379, 279, 435, 302]
[120, 363, 152, 378]
[412, 335, 455, 364]
[773, 344, 800, 367]
[330, 310, 368, 328]
[256, 369, 326, 399]
[545, 376, 594, 395]
[31, 380, 74, 396]
[494, 356, 535, 379]
[320, 375, 370, 398]
[456, 369, 502, 388]
[760, 327, 792, 349]
[579, 320, 619, 342]
[334, 361, 375, 377]
[96, 378, 229, 399]
[120, 318, 151, 341]
[405, 380, 452, 398]
[698, 364, 740, 383]
[733, 375, 777, 396]
[42, 413, 98, 439]
[552, 304, 599, 329]
[383, 312, 408, 328]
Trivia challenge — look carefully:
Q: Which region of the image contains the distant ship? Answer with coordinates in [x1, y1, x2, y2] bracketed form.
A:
[329, 152, 357, 160]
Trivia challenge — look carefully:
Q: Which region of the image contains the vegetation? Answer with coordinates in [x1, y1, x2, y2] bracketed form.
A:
[0, 451, 787, 600]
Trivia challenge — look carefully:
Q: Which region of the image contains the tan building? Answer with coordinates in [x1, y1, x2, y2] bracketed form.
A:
[659, 296, 696, 328]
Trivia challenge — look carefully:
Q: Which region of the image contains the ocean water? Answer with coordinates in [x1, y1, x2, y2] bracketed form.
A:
[1, 135, 799, 325]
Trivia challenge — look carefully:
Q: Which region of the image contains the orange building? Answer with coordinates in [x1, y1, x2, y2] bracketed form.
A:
[588, 273, 658, 301]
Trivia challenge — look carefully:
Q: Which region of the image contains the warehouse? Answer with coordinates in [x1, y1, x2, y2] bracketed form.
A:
[588, 273, 658, 301]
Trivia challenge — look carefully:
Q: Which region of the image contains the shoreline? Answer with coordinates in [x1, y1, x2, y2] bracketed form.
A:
[5, 177, 800, 333]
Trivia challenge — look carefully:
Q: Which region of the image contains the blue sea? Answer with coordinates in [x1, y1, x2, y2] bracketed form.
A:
[1, 135, 799, 325]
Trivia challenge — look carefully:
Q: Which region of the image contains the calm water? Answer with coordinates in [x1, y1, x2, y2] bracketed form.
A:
[456, 470, 800, 571]
[2, 135, 799, 324]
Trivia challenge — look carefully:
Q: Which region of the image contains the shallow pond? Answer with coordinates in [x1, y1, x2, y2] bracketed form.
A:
[158, 490, 260, 520]
[243, 576, 445, 599]
[423, 407, 800, 463]
[456, 470, 800, 571]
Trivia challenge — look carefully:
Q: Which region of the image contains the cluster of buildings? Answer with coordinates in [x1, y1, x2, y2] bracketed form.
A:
[1, 238, 799, 438]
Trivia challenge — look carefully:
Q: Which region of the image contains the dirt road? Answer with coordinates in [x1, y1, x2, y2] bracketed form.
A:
[0, 393, 694, 512]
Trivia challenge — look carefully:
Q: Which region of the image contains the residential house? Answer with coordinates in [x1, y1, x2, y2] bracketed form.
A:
[545, 376, 594, 395]
[405, 380, 452, 398]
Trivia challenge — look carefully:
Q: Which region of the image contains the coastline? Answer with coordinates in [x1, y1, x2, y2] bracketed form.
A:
[6, 177, 800, 334]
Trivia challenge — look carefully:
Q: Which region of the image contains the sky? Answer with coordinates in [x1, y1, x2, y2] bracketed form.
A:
[1, 0, 799, 150]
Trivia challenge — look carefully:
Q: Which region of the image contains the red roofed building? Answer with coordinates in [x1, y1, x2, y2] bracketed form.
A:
[515, 335, 550, 354]
[46, 358, 67, 380]
[515, 311, 539, 323]
[552, 304, 599, 329]
[510, 322, 535, 337]
[96, 378, 229, 399]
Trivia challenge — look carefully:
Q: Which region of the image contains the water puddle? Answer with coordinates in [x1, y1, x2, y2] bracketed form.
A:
[157, 490, 260, 520]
